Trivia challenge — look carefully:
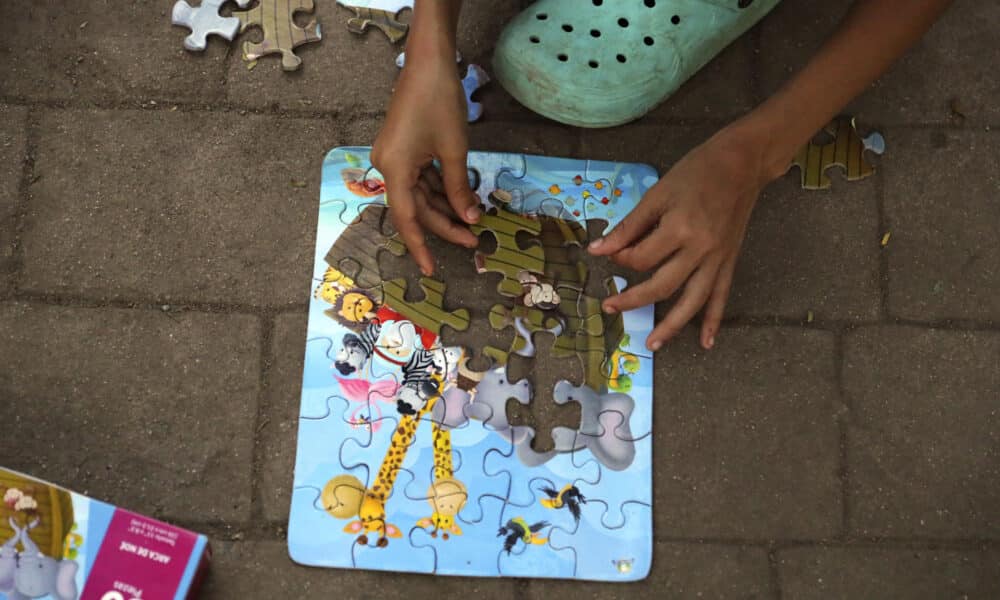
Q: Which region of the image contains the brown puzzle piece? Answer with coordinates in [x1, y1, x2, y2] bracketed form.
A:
[340, 6, 409, 43]
[791, 116, 879, 190]
[236, 0, 322, 71]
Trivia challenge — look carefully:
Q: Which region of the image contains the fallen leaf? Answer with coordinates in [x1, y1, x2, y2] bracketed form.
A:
[880, 232, 891, 247]
[290, 179, 307, 188]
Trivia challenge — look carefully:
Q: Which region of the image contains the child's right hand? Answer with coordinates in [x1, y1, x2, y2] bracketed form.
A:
[372, 46, 480, 277]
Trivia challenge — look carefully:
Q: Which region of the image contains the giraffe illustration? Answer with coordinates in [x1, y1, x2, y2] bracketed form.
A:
[324, 371, 464, 548]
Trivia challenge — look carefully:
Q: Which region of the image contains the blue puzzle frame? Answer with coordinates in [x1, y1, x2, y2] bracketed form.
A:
[288, 147, 657, 581]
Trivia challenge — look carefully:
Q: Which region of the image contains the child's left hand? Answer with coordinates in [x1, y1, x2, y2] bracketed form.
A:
[589, 122, 783, 352]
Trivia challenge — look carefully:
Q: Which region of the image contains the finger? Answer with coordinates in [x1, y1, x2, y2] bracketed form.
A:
[386, 176, 434, 275]
[602, 249, 698, 314]
[417, 201, 479, 248]
[440, 154, 481, 224]
[700, 256, 737, 350]
[588, 193, 662, 256]
[609, 226, 682, 272]
[647, 262, 719, 351]
[420, 180, 460, 220]
[421, 166, 445, 195]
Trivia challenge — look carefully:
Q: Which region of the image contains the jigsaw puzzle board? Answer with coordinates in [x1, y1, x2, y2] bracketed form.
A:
[288, 147, 658, 581]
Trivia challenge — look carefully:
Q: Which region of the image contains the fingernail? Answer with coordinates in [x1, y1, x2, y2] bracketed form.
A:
[707, 335, 715, 349]
[466, 206, 481, 222]
[650, 340, 662, 351]
[603, 304, 617, 314]
[589, 238, 604, 250]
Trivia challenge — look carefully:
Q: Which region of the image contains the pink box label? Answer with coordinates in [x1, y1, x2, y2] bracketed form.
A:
[80, 509, 197, 600]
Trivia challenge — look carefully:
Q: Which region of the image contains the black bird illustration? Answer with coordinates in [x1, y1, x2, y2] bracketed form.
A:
[540, 484, 587, 524]
[497, 517, 549, 554]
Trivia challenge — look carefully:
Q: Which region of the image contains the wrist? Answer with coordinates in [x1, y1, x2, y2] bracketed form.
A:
[407, 0, 460, 63]
[706, 113, 790, 190]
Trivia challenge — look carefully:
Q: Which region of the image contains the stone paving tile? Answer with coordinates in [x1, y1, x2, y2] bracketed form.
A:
[0, 302, 260, 522]
[884, 129, 1000, 321]
[0, 0, 228, 105]
[525, 542, 773, 600]
[730, 175, 882, 321]
[258, 311, 308, 521]
[0, 104, 26, 286]
[758, 0, 1000, 125]
[469, 120, 581, 158]
[22, 108, 337, 306]
[777, 545, 1000, 599]
[202, 541, 516, 599]
[653, 327, 842, 539]
[336, 116, 580, 159]
[844, 326, 1000, 538]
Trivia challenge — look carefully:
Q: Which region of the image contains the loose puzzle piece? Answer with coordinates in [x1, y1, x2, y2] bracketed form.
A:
[171, 0, 251, 51]
[462, 64, 490, 123]
[337, 0, 413, 43]
[236, 0, 322, 71]
[791, 116, 886, 190]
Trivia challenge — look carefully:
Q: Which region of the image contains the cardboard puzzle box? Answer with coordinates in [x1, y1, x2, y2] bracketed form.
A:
[0, 467, 210, 600]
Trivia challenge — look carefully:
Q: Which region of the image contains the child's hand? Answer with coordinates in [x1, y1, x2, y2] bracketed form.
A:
[589, 123, 781, 352]
[371, 53, 480, 276]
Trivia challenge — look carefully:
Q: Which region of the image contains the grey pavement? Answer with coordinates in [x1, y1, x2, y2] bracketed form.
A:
[1, 1, 998, 598]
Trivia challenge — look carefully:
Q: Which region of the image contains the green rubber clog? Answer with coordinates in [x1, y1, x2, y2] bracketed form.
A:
[493, 0, 781, 128]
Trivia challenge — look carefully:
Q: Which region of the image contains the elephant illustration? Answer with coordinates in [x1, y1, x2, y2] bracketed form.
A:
[0, 517, 21, 593]
[11, 520, 78, 600]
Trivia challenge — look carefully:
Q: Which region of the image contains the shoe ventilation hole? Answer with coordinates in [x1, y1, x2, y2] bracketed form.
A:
[739, 0, 754, 7]
[536, 13, 548, 20]
[644, 0, 656, 6]
[671, 15, 680, 24]
[593, 0, 603, 5]
[590, 29, 601, 37]
[558, 53, 568, 62]
[618, 17, 629, 27]
[562, 24, 573, 32]
[588, 60, 599, 68]
[530, 35, 540, 43]
[644, 36, 655, 46]
[616, 54, 626, 63]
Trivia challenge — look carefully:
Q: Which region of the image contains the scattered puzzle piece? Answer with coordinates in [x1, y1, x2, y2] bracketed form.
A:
[462, 64, 490, 123]
[790, 116, 886, 190]
[236, 0, 322, 71]
[171, 0, 252, 52]
[337, 0, 412, 43]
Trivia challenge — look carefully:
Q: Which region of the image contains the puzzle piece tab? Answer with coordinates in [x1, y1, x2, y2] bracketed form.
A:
[171, 0, 251, 51]
[236, 0, 322, 71]
[791, 116, 886, 190]
[337, 0, 412, 43]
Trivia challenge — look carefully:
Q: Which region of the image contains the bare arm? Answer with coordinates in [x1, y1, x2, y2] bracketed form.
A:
[372, 0, 478, 277]
[592, 0, 956, 351]
[750, 0, 955, 179]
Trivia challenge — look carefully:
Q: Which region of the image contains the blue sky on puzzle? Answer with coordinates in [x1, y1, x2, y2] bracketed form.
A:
[289, 148, 657, 581]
